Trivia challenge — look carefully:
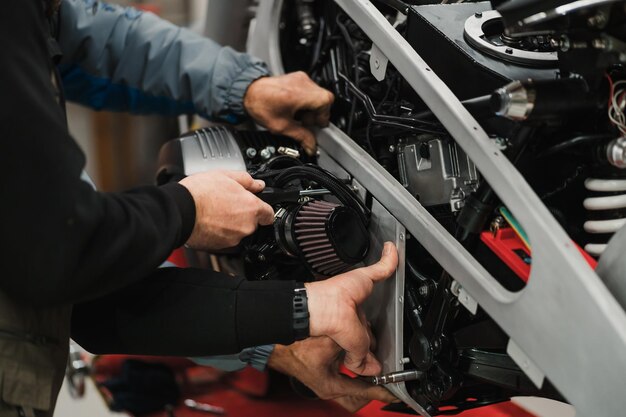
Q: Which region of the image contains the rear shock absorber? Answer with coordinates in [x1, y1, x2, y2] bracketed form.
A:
[583, 178, 626, 256]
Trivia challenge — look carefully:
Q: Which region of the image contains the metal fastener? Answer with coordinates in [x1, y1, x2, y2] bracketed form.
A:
[246, 148, 257, 159]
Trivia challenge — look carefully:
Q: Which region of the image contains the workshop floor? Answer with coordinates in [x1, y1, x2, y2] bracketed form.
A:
[54, 372, 575, 417]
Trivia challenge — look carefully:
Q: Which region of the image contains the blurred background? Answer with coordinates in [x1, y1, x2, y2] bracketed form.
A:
[69, 0, 255, 192]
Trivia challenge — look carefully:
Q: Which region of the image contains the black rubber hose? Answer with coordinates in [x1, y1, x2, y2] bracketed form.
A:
[538, 133, 613, 158]
[412, 95, 493, 121]
[455, 126, 534, 242]
[274, 164, 370, 225]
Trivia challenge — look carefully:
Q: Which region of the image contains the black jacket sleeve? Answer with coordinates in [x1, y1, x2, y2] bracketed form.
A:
[0, 0, 297, 351]
[0, 0, 194, 307]
[71, 268, 297, 356]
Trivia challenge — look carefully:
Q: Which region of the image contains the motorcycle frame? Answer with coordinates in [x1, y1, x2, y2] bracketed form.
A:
[248, 1, 626, 416]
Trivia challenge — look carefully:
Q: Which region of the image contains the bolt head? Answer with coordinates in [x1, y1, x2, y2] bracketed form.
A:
[418, 286, 429, 297]
[260, 149, 272, 160]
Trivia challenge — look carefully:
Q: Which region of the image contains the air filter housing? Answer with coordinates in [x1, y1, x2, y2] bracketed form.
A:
[276, 200, 369, 277]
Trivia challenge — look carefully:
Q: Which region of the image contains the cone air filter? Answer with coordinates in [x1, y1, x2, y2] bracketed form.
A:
[289, 200, 369, 276]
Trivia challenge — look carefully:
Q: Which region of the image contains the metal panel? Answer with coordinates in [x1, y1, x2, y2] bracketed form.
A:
[358, 198, 432, 415]
[180, 127, 247, 175]
[250, 1, 626, 415]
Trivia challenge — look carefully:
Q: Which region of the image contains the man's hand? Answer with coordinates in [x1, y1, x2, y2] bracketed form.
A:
[269, 337, 398, 412]
[306, 242, 398, 376]
[243, 71, 334, 156]
[179, 171, 274, 251]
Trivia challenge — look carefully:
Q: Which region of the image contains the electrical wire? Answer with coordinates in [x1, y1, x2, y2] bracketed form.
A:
[538, 133, 613, 157]
[499, 206, 531, 250]
[273, 164, 371, 225]
[338, 72, 445, 134]
[308, 18, 326, 72]
[606, 73, 626, 135]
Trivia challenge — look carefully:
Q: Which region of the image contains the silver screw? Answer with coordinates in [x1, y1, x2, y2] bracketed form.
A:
[388, 145, 396, 153]
[493, 136, 509, 150]
[260, 148, 272, 160]
[418, 286, 429, 298]
[399, 233, 404, 241]
[246, 148, 257, 159]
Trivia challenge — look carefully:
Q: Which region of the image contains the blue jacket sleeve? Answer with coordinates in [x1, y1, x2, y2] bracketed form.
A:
[57, 0, 269, 122]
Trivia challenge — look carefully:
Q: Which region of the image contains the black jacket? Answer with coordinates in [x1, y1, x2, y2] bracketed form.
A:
[0, 0, 296, 359]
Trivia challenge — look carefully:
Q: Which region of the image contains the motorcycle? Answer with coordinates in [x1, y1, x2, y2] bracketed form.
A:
[157, 1, 626, 415]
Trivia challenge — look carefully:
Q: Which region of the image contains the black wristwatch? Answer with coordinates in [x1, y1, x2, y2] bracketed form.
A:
[293, 284, 310, 341]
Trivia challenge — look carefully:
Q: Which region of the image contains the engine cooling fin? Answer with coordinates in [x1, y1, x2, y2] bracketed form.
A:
[293, 200, 369, 276]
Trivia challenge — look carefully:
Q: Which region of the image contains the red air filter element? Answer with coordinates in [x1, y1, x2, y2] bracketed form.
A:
[293, 200, 369, 277]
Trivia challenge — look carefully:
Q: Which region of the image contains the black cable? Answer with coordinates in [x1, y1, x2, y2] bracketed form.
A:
[308, 18, 326, 73]
[455, 126, 534, 243]
[273, 164, 370, 225]
[538, 133, 613, 158]
[335, 16, 360, 85]
[374, 0, 410, 14]
[336, 15, 362, 135]
[412, 95, 493, 120]
[376, 72, 397, 113]
[339, 73, 444, 134]
[364, 121, 376, 156]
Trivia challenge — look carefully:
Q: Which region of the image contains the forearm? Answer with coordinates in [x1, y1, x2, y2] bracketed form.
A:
[57, 0, 269, 121]
[71, 268, 296, 356]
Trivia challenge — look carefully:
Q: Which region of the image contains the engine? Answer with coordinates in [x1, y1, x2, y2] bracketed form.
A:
[157, 126, 370, 281]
